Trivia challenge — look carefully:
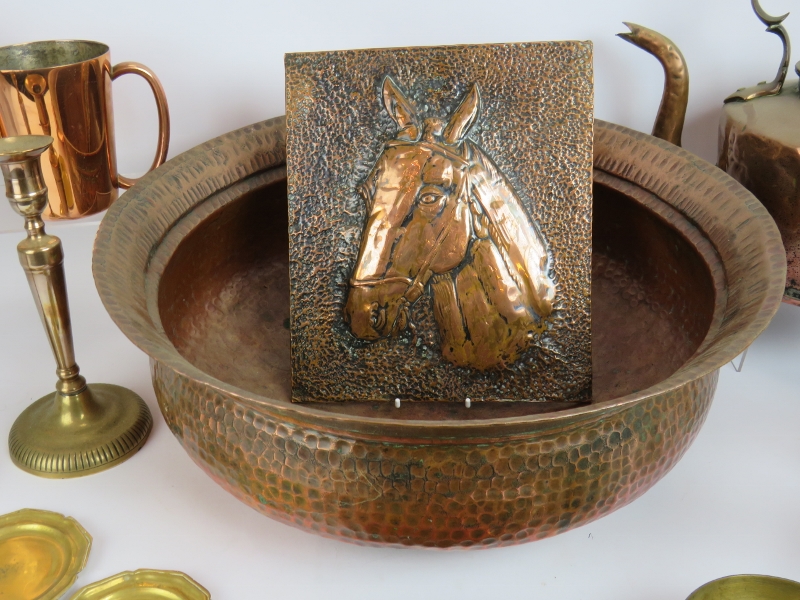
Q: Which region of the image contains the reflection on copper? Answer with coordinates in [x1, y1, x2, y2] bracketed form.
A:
[345, 77, 556, 370]
[0, 40, 169, 219]
[24, 73, 70, 214]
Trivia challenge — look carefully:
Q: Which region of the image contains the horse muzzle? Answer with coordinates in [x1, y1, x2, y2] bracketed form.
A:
[344, 285, 408, 340]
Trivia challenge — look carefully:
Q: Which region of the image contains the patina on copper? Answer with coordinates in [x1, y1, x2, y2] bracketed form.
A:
[285, 42, 593, 403]
[345, 79, 556, 370]
[93, 26, 784, 549]
[93, 113, 785, 548]
[718, 1, 800, 305]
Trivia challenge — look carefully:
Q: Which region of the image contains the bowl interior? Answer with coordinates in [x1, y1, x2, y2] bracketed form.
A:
[157, 175, 719, 420]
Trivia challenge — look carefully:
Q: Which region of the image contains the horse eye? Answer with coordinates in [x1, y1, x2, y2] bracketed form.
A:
[420, 193, 443, 205]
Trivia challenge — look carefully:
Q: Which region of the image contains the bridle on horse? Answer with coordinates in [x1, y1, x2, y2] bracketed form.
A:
[349, 140, 476, 335]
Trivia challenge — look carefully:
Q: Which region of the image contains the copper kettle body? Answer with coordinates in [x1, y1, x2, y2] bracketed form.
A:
[718, 0, 800, 305]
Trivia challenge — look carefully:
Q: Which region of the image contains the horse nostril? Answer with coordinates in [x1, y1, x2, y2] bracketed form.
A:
[370, 302, 387, 332]
[392, 304, 409, 336]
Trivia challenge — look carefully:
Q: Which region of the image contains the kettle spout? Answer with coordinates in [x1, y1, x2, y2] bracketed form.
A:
[618, 22, 689, 147]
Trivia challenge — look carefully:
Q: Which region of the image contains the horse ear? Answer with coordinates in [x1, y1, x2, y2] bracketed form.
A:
[443, 85, 481, 145]
[382, 76, 419, 140]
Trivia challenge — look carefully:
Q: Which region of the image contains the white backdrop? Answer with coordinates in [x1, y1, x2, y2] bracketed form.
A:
[1, 2, 800, 600]
[0, 0, 795, 231]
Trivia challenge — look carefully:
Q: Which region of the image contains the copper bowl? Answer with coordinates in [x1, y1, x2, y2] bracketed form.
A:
[93, 117, 785, 548]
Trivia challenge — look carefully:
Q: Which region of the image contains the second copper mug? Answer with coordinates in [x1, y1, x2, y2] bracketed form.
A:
[0, 40, 169, 219]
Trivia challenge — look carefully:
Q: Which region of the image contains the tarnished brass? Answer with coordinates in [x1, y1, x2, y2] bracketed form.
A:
[1, 135, 152, 478]
[0, 508, 92, 600]
[69, 569, 210, 600]
[618, 23, 689, 146]
[725, 0, 791, 103]
[687, 575, 800, 599]
[0, 40, 170, 219]
[718, 1, 800, 304]
[286, 42, 593, 403]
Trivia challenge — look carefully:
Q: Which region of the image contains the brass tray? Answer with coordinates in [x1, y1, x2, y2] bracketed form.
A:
[687, 575, 800, 599]
[0, 508, 92, 600]
[69, 569, 210, 600]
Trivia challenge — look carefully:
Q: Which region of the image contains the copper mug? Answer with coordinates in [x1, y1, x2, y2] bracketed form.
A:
[0, 40, 169, 219]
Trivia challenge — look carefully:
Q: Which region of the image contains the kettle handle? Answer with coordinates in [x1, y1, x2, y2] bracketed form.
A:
[724, 0, 791, 103]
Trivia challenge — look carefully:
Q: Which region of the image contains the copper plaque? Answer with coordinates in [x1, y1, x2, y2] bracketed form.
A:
[286, 41, 592, 402]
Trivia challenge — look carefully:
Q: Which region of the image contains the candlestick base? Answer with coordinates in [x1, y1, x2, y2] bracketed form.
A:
[8, 383, 152, 478]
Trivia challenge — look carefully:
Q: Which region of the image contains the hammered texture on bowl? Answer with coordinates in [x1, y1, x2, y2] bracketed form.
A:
[155, 363, 716, 547]
[93, 117, 785, 548]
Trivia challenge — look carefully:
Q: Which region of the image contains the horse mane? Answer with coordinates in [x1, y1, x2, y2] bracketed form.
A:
[426, 141, 555, 369]
[463, 141, 553, 317]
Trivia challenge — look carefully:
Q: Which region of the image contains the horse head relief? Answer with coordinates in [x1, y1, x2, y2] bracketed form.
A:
[286, 42, 592, 402]
[344, 76, 557, 370]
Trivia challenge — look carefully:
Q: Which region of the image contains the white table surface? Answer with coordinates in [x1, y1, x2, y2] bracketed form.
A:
[0, 218, 799, 599]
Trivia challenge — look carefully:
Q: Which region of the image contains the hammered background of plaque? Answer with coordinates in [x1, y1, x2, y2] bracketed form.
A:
[286, 42, 592, 402]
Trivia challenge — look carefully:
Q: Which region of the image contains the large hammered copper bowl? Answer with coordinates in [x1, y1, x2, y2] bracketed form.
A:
[93, 117, 785, 548]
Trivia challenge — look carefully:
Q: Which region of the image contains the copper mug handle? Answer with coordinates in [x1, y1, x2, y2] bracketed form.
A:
[110, 61, 170, 189]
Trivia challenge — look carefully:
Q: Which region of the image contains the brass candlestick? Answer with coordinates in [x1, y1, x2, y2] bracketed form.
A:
[1, 136, 152, 478]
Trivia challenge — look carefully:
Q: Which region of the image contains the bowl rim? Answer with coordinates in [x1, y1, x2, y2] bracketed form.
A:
[93, 117, 786, 440]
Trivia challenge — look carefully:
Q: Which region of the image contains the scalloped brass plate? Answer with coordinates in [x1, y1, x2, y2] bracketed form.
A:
[69, 569, 210, 600]
[0, 508, 92, 600]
